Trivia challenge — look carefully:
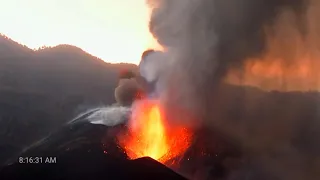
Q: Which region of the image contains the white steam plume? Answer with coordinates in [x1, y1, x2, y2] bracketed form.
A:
[87, 106, 131, 126]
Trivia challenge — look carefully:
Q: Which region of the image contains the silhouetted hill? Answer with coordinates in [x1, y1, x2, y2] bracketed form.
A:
[0, 35, 33, 57]
[0, 34, 138, 164]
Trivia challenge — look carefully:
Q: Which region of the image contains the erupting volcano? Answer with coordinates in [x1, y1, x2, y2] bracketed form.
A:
[118, 99, 192, 164]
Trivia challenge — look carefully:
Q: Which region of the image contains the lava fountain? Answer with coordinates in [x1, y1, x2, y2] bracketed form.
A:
[118, 99, 192, 165]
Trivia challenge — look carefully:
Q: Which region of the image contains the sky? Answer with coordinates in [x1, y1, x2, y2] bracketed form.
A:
[0, 0, 160, 64]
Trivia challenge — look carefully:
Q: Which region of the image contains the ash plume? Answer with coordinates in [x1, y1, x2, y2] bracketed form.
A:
[146, 0, 320, 179]
[147, 0, 314, 117]
[140, 50, 168, 96]
[115, 78, 142, 106]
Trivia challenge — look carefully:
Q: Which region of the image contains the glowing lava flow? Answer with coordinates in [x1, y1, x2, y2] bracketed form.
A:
[118, 100, 192, 164]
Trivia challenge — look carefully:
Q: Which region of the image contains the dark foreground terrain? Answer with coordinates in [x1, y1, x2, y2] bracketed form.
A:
[0, 35, 137, 165]
[0, 111, 187, 180]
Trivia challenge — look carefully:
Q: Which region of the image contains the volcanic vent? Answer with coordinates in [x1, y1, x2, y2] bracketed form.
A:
[117, 99, 192, 164]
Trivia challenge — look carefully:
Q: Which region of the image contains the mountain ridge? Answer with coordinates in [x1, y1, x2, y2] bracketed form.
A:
[0, 33, 138, 165]
[0, 34, 137, 65]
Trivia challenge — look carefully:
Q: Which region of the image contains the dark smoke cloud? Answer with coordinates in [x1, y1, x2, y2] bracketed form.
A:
[114, 79, 142, 106]
[149, 0, 309, 76]
[146, 0, 320, 179]
[147, 0, 313, 123]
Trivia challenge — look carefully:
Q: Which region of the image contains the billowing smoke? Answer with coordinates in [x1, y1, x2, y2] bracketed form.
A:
[147, 0, 315, 120]
[145, 0, 320, 179]
[139, 50, 169, 96]
[115, 78, 142, 106]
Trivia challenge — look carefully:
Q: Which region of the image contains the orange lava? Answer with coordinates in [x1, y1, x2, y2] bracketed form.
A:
[118, 100, 192, 164]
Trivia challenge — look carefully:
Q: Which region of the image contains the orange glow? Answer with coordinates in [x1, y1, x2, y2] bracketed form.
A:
[118, 100, 192, 164]
[225, 57, 320, 92]
[225, 10, 320, 92]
